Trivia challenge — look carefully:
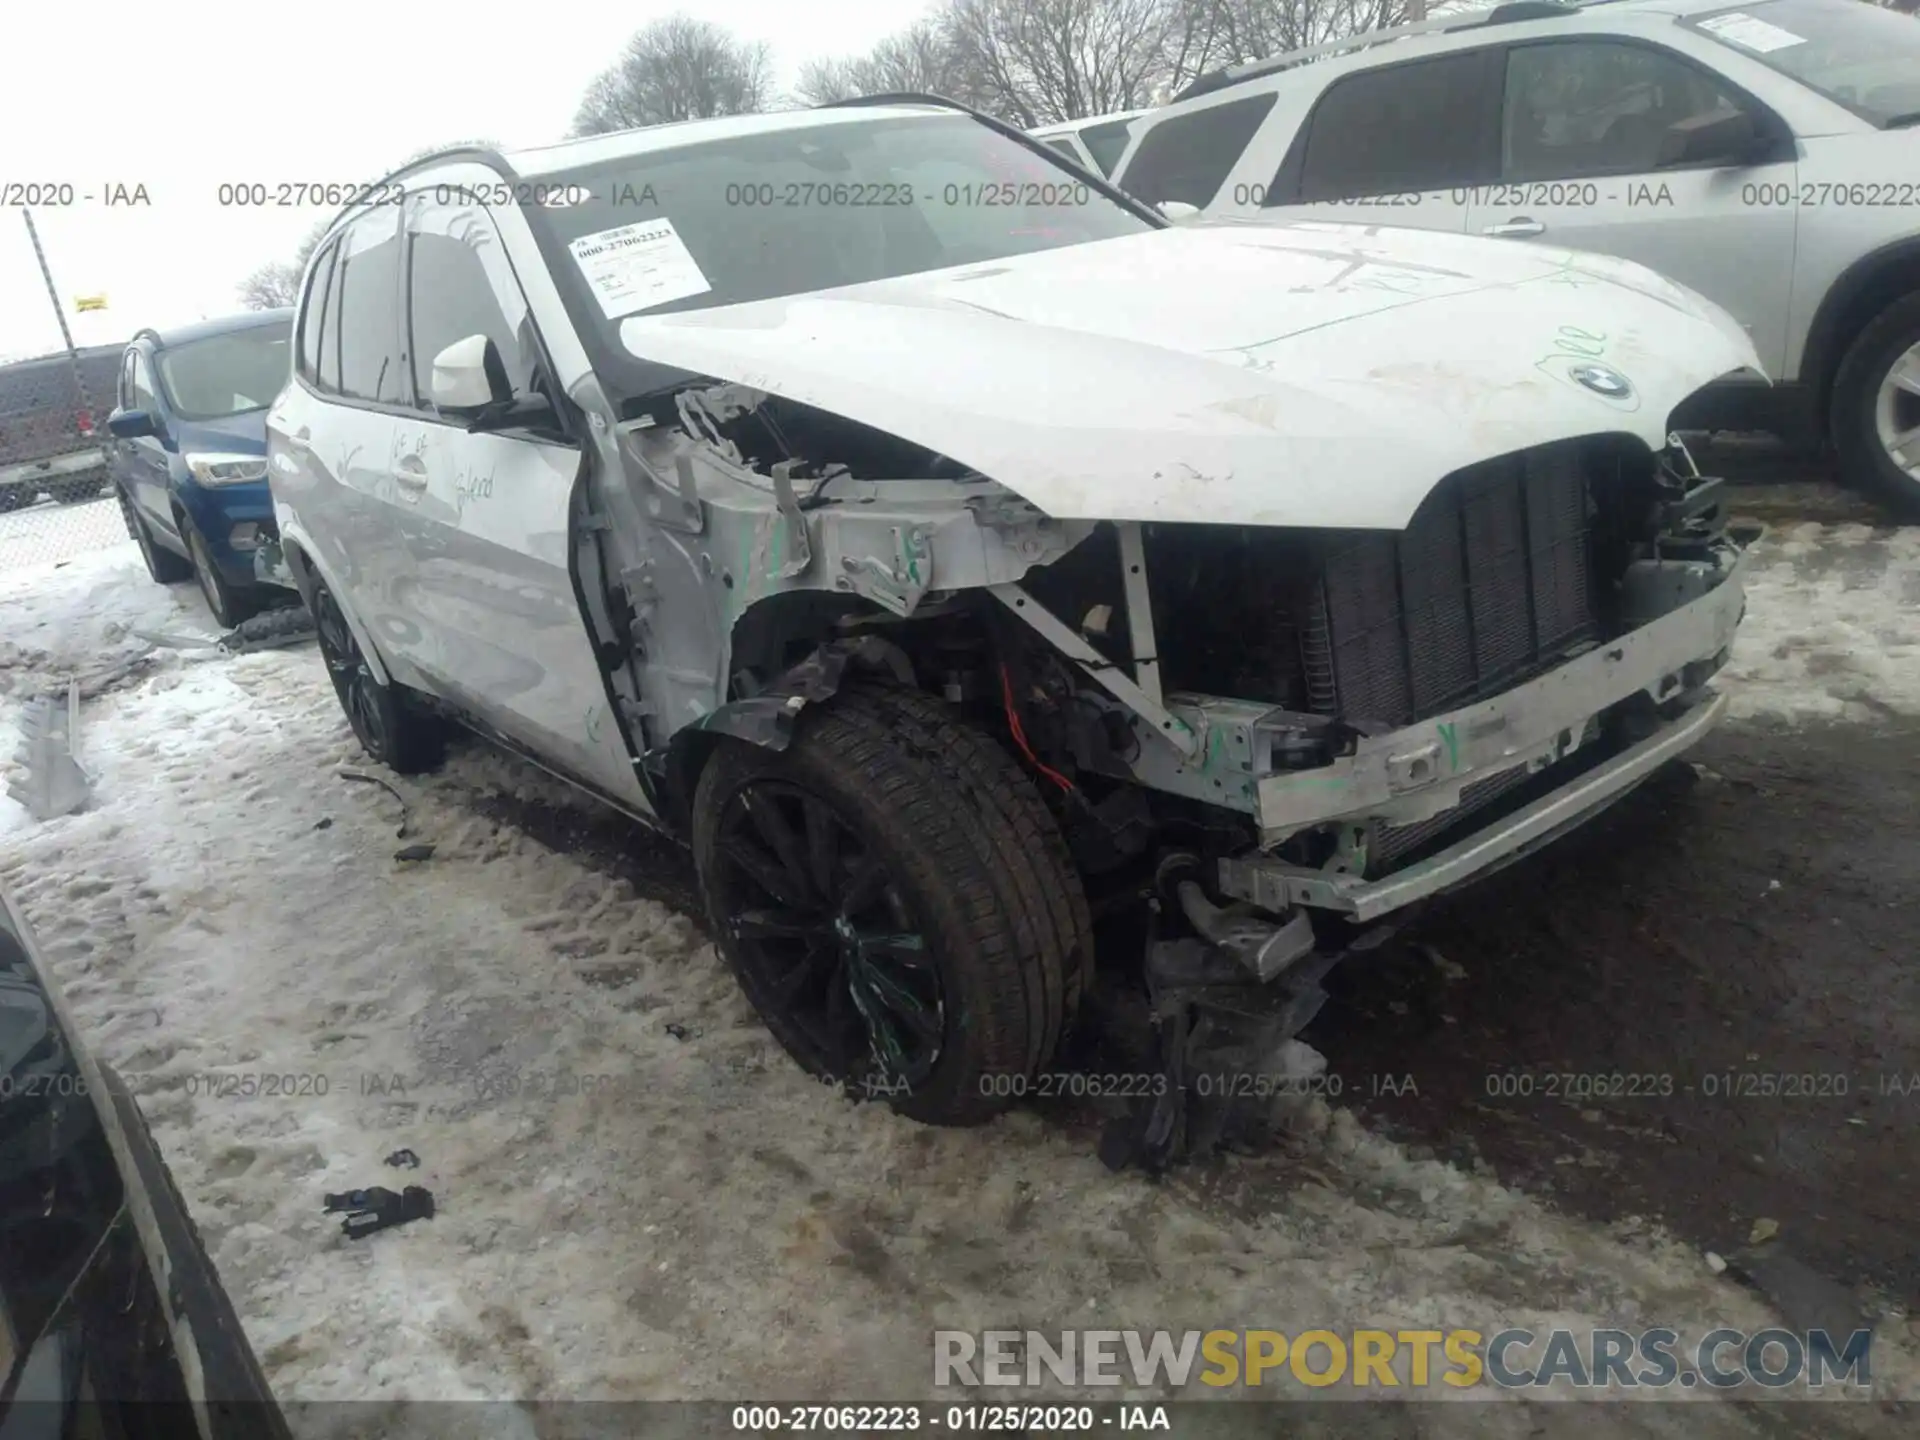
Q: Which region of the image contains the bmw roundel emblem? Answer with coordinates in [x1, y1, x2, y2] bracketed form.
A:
[1569, 362, 1633, 399]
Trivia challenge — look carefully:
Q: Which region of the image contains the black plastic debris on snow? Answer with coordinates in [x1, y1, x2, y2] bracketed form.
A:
[340, 770, 411, 838]
[393, 843, 436, 863]
[219, 605, 316, 655]
[323, 1185, 434, 1240]
[384, 1148, 420, 1170]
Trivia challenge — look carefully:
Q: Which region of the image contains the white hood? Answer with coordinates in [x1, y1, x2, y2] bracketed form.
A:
[619, 220, 1765, 530]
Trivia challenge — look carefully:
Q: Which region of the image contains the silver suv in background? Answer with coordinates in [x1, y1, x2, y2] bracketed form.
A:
[269, 99, 1757, 1162]
[1111, 0, 1920, 514]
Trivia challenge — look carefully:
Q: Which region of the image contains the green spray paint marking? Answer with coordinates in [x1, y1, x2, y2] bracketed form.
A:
[1437, 721, 1460, 773]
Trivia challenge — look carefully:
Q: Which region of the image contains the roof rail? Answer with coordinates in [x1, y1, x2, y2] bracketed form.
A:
[309, 145, 519, 247]
[1170, 2, 1578, 104]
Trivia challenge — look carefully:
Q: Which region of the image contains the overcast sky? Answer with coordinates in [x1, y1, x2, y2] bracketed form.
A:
[0, 0, 924, 363]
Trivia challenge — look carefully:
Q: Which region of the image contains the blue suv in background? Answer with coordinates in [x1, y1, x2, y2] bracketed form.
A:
[108, 310, 294, 626]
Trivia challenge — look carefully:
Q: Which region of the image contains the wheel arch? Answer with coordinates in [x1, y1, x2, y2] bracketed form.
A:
[659, 630, 920, 835]
[277, 535, 394, 687]
[1799, 237, 1920, 438]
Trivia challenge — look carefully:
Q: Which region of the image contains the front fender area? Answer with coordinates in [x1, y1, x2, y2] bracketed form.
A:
[278, 531, 393, 688]
[658, 634, 914, 831]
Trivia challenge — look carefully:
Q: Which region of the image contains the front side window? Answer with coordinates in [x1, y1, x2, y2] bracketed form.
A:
[1503, 42, 1749, 181]
[404, 196, 538, 413]
[1687, 0, 1920, 127]
[527, 111, 1154, 409]
[1116, 93, 1278, 207]
[154, 323, 293, 420]
[332, 208, 405, 405]
[297, 241, 338, 384]
[129, 352, 157, 415]
[1294, 53, 1494, 201]
[1043, 137, 1081, 162]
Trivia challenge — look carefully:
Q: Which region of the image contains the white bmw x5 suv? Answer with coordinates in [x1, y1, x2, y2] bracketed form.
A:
[270, 97, 1758, 1162]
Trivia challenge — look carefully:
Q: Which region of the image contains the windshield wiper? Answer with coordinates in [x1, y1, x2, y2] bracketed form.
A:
[1882, 112, 1920, 130]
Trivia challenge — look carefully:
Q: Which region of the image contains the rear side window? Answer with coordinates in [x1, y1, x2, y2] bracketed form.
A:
[1294, 53, 1495, 201]
[404, 195, 537, 411]
[1116, 93, 1278, 207]
[332, 209, 405, 405]
[1079, 118, 1138, 176]
[296, 241, 338, 384]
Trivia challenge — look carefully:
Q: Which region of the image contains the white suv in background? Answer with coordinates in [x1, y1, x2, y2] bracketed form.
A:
[1110, 0, 1920, 514]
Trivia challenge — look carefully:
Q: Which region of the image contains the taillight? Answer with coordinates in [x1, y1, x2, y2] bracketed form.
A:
[74, 410, 94, 435]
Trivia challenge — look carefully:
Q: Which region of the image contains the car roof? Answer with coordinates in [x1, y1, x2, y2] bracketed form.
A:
[136, 309, 293, 352]
[501, 103, 960, 179]
[1162, 0, 1750, 107]
[1029, 109, 1149, 138]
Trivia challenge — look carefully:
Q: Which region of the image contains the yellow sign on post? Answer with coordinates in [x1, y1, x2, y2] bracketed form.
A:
[73, 295, 108, 312]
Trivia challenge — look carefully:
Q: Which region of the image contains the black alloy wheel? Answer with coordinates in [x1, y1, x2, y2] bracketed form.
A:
[710, 778, 945, 1091]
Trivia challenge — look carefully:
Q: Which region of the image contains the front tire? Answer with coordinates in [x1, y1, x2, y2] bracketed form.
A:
[184, 517, 258, 628]
[309, 580, 445, 774]
[691, 685, 1092, 1126]
[118, 489, 193, 584]
[1832, 290, 1920, 520]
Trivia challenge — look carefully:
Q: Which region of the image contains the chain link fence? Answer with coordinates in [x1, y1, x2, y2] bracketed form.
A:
[0, 472, 131, 569]
[1, 336, 132, 571]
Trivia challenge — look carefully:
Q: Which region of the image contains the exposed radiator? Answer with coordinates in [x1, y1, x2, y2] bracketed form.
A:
[1300, 442, 1597, 730]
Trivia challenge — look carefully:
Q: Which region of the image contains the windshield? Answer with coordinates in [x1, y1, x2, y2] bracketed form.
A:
[154, 323, 292, 421]
[526, 111, 1155, 408]
[1686, 0, 1920, 126]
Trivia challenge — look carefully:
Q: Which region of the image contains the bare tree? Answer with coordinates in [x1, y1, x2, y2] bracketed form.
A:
[798, 0, 1402, 128]
[235, 262, 300, 311]
[793, 19, 967, 105]
[1189, 0, 1415, 70]
[942, 0, 1189, 126]
[571, 15, 773, 135]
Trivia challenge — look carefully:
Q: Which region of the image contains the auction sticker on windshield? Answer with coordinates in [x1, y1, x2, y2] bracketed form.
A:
[568, 217, 712, 318]
[1695, 12, 1807, 52]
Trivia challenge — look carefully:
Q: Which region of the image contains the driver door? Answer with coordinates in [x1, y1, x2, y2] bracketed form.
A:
[388, 190, 648, 813]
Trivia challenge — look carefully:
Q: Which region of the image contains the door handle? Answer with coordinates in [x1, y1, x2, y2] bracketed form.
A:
[1482, 217, 1546, 238]
[392, 452, 429, 494]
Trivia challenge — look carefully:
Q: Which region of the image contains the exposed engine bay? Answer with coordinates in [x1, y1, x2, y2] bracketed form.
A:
[575, 376, 1753, 1172]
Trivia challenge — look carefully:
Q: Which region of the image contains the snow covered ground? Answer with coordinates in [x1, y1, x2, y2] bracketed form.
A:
[1722, 522, 1920, 724]
[0, 530, 1914, 1430]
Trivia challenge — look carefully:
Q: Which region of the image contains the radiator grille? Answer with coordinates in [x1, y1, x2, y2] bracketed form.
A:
[1302, 444, 1596, 729]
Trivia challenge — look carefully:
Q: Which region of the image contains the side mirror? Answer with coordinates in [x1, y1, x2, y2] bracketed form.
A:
[1657, 109, 1762, 169]
[107, 408, 157, 440]
[429, 335, 510, 411]
[1157, 200, 1203, 224]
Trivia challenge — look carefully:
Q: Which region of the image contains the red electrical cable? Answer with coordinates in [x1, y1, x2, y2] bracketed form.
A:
[999, 663, 1075, 794]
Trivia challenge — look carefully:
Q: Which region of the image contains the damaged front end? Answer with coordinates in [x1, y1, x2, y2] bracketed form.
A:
[571, 364, 1750, 1172]
[988, 431, 1752, 1171]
